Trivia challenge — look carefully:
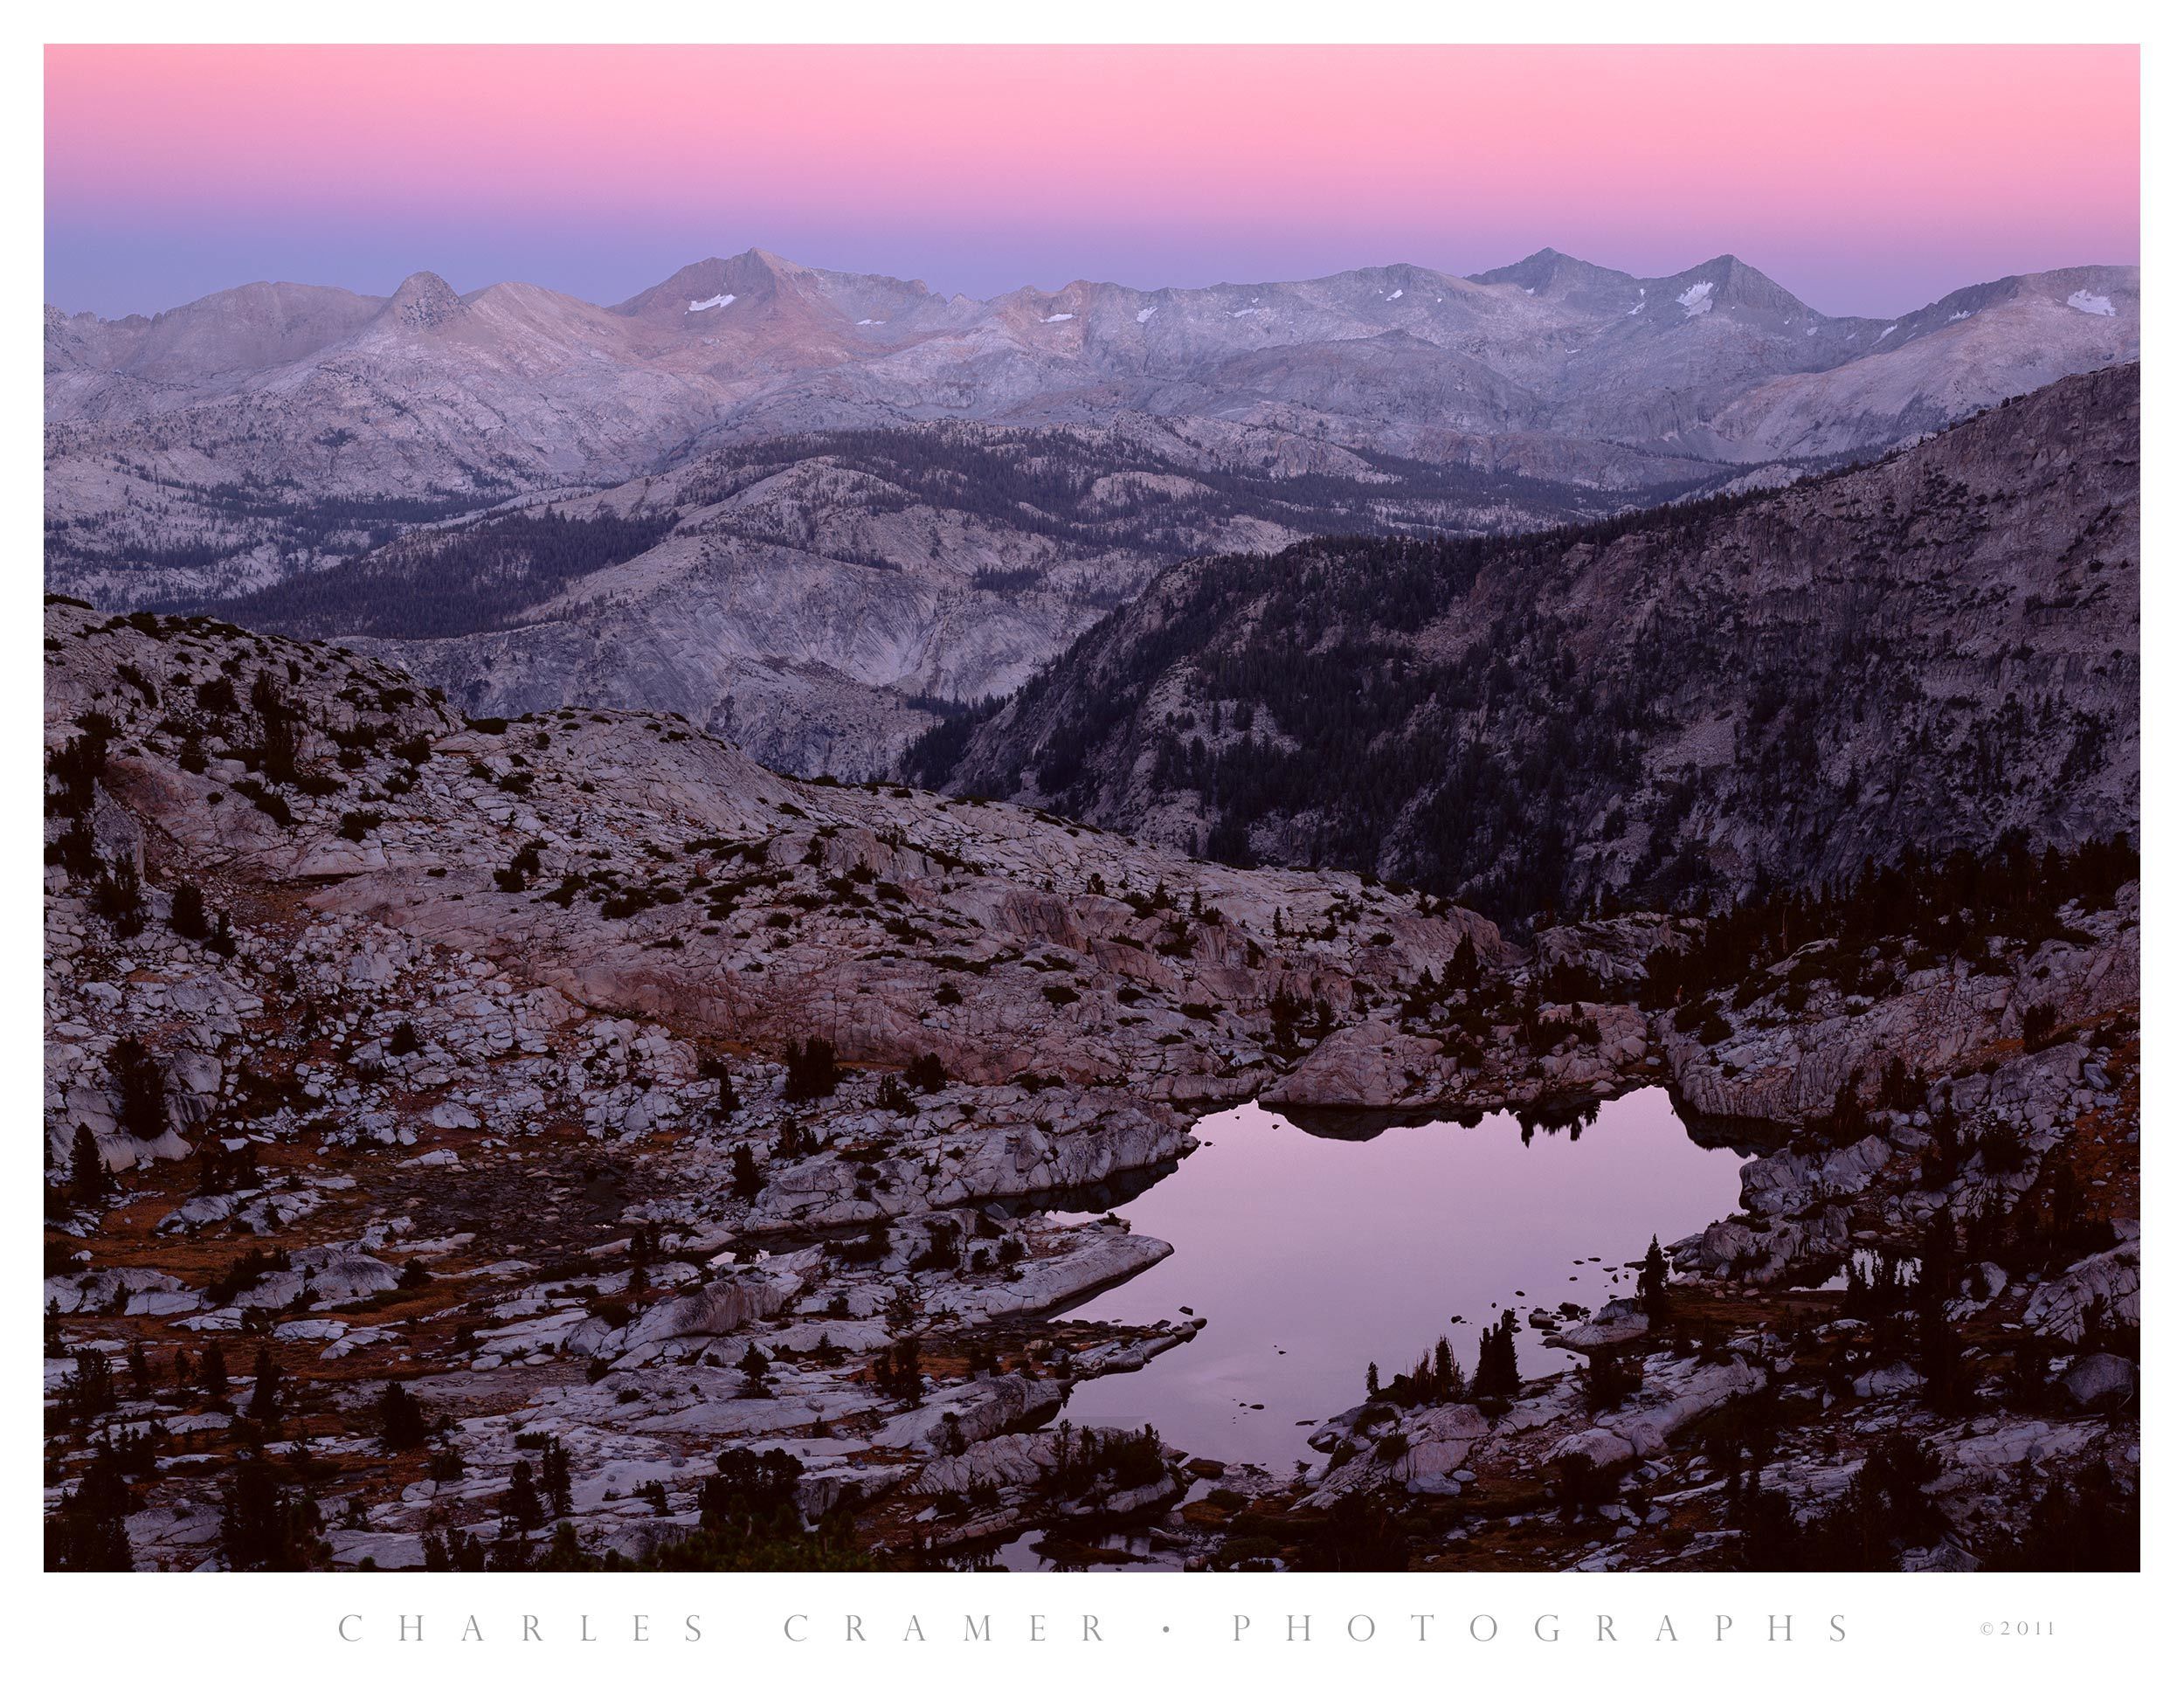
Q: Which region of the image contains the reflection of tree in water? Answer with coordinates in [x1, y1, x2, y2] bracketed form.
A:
[1272, 1088, 1777, 1157]
[939, 1528, 1151, 1573]
[1515, 1095, 1601, 1144]
[1268, 1098, 1607, 1144]
[1675, 1103, 1787, 1156]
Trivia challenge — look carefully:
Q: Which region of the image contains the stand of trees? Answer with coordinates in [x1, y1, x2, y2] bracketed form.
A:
[183, 509, 678, 640]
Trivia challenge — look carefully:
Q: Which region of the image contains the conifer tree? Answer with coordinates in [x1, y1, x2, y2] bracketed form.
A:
[201, 1338, 229, 1399]
[541, 1437, 573, 1516]
[69, 1123, 110, 1203]
[220, 1455, 322, 1570]
[1639, 1235, 1672, 1323]
[1473, 1310, 1521, 1399]
[110, 1038, 168, 1140]
[729, 1143, 764, 1201]
[874, 1337, 924, 1404]
[44, 1441, 135, 1571]
[501, 1460, 544, 1536]
[169, 880, 211, 941]
[1433, 1337, 1461, 1399]
[247, 1344, 282, 1423]
[378, 1381, 428, 1452]
[784, 1037, 840, 1101]
[66, 1349, 118, 1423]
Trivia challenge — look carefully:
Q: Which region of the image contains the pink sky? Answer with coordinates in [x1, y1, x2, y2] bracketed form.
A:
[45, 44, 2139, 319]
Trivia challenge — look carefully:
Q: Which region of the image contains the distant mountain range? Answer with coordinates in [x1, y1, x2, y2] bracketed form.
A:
[44, 247, 2139, 774]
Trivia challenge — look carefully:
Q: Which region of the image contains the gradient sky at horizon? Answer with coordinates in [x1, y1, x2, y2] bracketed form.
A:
[45, 44, 2139, 320]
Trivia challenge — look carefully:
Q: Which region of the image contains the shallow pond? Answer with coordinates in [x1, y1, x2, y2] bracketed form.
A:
[1053, 1087, 1750, 1471]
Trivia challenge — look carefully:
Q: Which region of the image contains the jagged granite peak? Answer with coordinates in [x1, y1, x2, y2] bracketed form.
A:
[1644, 252, 1821, 322]
[381, 269, 467, 333]
[1469, 245, 1638, 305]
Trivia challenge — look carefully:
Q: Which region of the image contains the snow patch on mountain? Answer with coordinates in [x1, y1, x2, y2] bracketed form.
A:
[2068, 290, 2117, 317]
[1136, 306, 1158, 324]
[687, 294, 736, 313]
[1677, 282, 1716, 317]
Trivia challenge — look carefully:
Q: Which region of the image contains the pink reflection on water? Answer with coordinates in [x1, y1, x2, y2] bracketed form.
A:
[1059, 1087, 1746, 1468]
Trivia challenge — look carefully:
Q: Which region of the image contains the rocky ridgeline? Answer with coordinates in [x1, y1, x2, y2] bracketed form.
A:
[944, 363, 2139, 922]
[314, 426, 1515, 783]
[45, 595, 1633, 1112]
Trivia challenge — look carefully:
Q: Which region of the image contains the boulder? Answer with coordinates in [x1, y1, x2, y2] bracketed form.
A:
[2060, 1352, 2137, 1409]
[1260, 1021, 1448, 1110]
[1547, 1426, 1639, 1471]
[1854, 1361, 1923, 1399]
[1545, 1296, 1649, 1354]
[1593, 1356, 1764, 1456]
[624, 1262, 809, 1348]
[2025, 1237, 2139, 1344]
